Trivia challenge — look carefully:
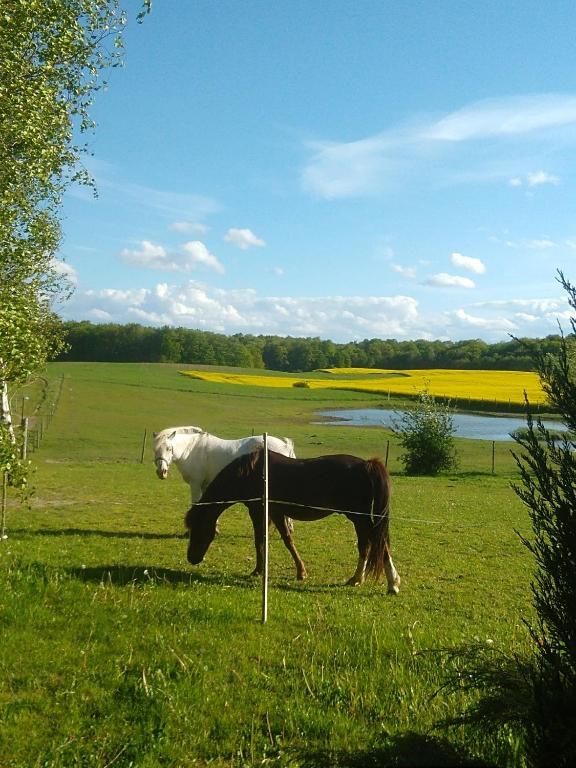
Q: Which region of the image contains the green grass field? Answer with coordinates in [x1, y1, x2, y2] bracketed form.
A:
[0, 363, 536, 767]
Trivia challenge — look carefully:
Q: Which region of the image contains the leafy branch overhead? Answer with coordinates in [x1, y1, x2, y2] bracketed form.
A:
[0, 0, 145, 471]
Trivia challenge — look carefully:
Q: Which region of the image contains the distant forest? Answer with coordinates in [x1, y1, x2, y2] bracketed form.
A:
[56, 320, 566, 372]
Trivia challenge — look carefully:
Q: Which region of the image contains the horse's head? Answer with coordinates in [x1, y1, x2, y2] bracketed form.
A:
[185, 504, 218, 565]
[152, 430, 176, 479]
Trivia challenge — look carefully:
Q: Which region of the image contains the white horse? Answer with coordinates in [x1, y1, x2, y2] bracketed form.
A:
[152, 426, 296, 504]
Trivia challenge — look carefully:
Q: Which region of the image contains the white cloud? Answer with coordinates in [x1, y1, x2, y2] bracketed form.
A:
[224, 228, 266, 250]
[182, 241, 224, 273]
[474, 297, 565, 314]
[61, 281, 423, 340]
[97, 175, 221, 221]
[451, 308, 517, 331]
[450, 252, 486, 275]
[302, 136, 395, 199]
[527, 171, 560, 187]
[392, 264, 417, 279]
[508, 170, 560, 188]
[121, 241, 173, 269]
[425, 94, 576, 142]
[170, 221, 208, 234]
[60, 278, 574, 343]
[426, 273, 475, 288]
[51, 258, 78, 285]
[504, 237, 557, 250]
[120, 240, 224, 274]
[526, 239, 556, 249]
[302, 93, 576, 199]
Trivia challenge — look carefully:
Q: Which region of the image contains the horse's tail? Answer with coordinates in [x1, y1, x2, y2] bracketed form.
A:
[365, 458, 393, 582]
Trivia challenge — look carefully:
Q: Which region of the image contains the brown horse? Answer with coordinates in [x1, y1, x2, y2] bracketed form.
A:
[185, 449, 400, 592]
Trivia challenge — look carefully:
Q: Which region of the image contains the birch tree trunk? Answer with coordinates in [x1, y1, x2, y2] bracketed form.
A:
[0, 379, 15, 442]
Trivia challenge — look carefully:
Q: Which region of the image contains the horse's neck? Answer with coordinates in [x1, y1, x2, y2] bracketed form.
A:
[171, 432, 206, 475]
[179, 433, 244, 479]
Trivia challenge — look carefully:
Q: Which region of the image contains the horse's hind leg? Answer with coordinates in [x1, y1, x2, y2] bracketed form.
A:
[346, 554, 368, 586]
[274, 514, 307, 580]
[383, 544, 401, 595]
[346, 525, 369, 586]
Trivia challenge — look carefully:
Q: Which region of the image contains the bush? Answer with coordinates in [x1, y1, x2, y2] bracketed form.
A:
[438, 271, 576, 768]
[508, 272, 576, 766]
[393, 389, 458, 475]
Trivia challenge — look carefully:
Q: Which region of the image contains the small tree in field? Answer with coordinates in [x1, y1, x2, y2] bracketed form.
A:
[394, 388, 458, 475]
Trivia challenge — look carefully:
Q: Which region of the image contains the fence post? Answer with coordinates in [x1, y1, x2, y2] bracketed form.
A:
[1, 471, 7, 540]
[262, 433, 269, 624]
[21, 417, 28, 460]
[385, 439, 390, 467]
[140, 429, 148, 464]
[491, 441, 495, 475]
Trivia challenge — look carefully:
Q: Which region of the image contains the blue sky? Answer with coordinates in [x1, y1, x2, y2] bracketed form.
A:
[57, 0, 576, 343]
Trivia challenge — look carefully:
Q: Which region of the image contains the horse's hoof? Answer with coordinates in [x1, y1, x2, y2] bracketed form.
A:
[297, 571, 308, 581]
[345, 578, 362, 587]
[387, 585, 400, 595]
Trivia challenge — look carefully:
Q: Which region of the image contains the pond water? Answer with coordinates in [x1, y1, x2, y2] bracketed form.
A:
[317, 408, 568, 442]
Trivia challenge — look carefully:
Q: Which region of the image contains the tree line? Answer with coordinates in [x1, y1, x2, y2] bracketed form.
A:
[57, 320, 565, 371]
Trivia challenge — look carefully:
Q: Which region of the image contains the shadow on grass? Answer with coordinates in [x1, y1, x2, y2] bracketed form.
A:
[20, 527, 255, 544]
[296, 731, 495, 768]
[65, 563, 261, 589]
[446, 471, 506, 480]
[20, 527, 185, 540]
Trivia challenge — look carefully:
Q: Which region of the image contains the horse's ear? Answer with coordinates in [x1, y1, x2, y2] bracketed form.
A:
[169, 430, 177, 440]
[152, 431, 158, 438]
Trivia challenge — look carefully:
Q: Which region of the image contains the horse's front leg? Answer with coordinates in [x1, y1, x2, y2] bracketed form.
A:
[346, 524, 369, 586]
[274, 513, 307, 581]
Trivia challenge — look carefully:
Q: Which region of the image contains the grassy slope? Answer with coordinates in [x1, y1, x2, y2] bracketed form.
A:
[0, 363, 533, 767]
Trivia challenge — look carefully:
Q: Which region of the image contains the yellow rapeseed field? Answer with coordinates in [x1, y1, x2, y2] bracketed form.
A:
[181, 367, 546, 406]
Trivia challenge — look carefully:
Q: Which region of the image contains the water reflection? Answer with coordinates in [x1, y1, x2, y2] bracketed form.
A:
[317, 408, 568, 442]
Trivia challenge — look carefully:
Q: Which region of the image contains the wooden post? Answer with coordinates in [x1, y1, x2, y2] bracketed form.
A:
[1, 471, 7, 540]
[262, 433, 269, 624]
[140, 429, 148, 464]
[22, 417, 28, 460]
[491, 441, 496, 475]
[385, 439, 390, 467]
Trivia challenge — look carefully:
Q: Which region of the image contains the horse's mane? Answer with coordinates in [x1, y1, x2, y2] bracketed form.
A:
[154, 426, 205, 441]
[236, 448, 263, 477]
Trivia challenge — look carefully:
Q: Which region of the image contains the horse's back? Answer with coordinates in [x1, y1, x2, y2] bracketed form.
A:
[250, 434, 295, 458]
[267, 452, 383, 515]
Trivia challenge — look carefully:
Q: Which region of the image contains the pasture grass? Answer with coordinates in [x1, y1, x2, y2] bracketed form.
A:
[0, 363, 537, 767]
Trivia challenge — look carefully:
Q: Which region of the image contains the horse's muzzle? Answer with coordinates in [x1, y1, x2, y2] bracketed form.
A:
[187, 550, 204, 565]
[155, 458, 169, 479]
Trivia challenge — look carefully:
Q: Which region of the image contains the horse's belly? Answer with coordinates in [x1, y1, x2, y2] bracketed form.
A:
[270, 500, 334, 521]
